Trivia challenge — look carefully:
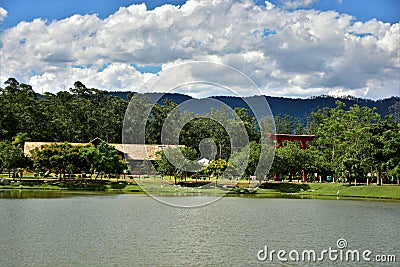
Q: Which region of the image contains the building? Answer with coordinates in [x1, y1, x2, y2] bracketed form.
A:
[24, 137, 182, 161]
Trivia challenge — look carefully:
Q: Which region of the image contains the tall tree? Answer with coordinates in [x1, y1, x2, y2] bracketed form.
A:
[154, 147, 199, 184]
[0, 141, 29, 178]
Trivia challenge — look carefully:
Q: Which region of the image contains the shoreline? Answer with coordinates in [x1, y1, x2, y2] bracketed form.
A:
[1, 181, 400, 201]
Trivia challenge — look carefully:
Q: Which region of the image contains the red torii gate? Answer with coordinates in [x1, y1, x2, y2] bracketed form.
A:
[268, 133, 315, 182]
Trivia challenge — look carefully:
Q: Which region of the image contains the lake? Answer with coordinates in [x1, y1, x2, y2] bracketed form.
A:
[0, 192, 399, 266]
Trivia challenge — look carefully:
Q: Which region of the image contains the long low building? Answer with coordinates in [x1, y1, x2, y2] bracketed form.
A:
[24, 137, 182, 161]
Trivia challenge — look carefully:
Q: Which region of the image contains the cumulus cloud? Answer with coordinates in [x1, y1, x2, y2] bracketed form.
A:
[0, 7, 7, 21]
[28, 62, 146, 93]
[0, 0, 399, 99]
[281, 0, 319, 9]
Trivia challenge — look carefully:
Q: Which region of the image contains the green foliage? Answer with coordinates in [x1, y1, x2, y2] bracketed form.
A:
[176, 107, 235, 159]
[12, 132, 30, 149]
[0, 140, 30, 174]
[310, 101, 399, 182]
[1, 78, 399, 184]
[0, 79, 127, 143]
[268, 101, 399, 183]
[204, 158, 229, 179]
[229, 141, 273, 179]
[272, 142, 308, 180]
[275, 114, 305, 135]
[81, 142, 127, 176]
[31, 143, 88, 177]
[145, 99, 178, 144]
[234, 107, 261, 142]
[31, 142, 127, 178]
[154, 146, 199, 183]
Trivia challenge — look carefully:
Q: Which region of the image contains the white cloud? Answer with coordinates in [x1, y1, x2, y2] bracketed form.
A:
[0, 7, 7, 21]
[28, 62, 146, 93]
[0, 0, 399, 99]
[281, 0, 319, 9]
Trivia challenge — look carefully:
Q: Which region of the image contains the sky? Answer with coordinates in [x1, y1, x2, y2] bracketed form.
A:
[0, 0, 399, 99]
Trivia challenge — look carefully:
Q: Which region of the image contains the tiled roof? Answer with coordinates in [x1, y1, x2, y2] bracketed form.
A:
[24, 141, 182, 160]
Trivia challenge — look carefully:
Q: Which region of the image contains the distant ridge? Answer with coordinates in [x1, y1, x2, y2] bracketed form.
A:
[107, 91, 399, 121]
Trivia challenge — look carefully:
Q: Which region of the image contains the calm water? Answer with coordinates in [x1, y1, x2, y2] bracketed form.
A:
[0, 192, 399, 266]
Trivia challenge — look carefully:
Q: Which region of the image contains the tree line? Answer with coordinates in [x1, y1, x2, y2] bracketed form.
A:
[0, 78, 399, 183]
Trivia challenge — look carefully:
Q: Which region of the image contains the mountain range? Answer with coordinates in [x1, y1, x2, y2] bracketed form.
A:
[108, 91, 399, 121]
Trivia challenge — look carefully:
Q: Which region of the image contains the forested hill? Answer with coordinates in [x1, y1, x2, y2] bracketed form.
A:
[108, 91, 399, 120]
[218, 95, 399, 120]
[1, 77, 398, 147]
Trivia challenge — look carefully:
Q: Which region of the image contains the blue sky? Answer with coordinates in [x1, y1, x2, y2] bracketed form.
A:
[1, 0, 399, 29]
[0, 0, 183, 29]
[270, 0, 399, 23]
[310, 0, 399, 23]
[0, 0, 399, 99]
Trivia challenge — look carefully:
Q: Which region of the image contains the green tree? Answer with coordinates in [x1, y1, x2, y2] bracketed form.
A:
[0, 78, 38, 141]
[154, 146, 198, 184]
[204, 158, 229, 185]
[272, 142, 309, 181]
[12, 132, 30, 150]
[311, 101, 380, 183]
[275, 114, 296, 134]
[31, 142, 127, 179]
[146, 99, 178, 144]
[0, 140, 29, 179]
[367, 117, 400, 184]
[229, 141, 268, 179]
[31, 143, 88, 178]
[234, 107, 260, 142]
[80, 142, 127, 179]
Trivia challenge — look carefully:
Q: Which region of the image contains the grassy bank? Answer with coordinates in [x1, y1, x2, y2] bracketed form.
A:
[299, 183, 400, 199]
[233, 182, 400, 200]
[0, 180, 143, 193]
[1, 179, 400, 200]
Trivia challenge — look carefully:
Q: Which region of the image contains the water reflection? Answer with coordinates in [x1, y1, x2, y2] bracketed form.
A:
[0, 190, 108, 199]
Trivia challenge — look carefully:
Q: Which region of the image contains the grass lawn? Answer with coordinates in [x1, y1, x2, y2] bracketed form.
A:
[244, 182, 400, 200]
[1, 173, 400, 200]
[303, 183, 400, 199]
